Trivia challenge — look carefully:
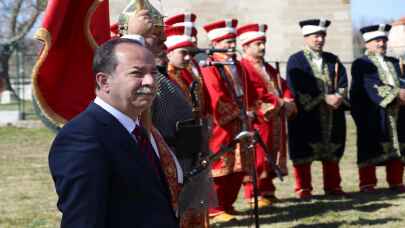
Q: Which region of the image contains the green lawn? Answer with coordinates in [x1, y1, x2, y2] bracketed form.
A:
[217, 116, 405, 227]
[0, 127, 59, 228]
[1, 117, 405, 227]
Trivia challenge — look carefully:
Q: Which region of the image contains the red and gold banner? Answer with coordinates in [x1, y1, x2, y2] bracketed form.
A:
[32, 0, 110, 127]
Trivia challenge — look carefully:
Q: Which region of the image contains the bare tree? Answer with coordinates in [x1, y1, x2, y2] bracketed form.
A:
[0, 0, 46, 97]
[352, 26, 365, 59]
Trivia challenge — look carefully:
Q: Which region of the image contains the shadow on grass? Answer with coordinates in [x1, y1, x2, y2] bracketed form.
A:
[348, 217, 402, 226]
[213, 189, 405, 227]
[290, 217, 401, 228]
[293, 221, 343, 228]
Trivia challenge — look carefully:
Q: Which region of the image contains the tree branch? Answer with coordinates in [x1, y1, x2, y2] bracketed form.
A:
[9, 8, 41, 44]
[3, 1, 41, 46]
[9, 0, 24, 36]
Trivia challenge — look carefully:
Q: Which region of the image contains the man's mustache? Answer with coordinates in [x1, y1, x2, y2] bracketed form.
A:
[135, 86, 155, 95]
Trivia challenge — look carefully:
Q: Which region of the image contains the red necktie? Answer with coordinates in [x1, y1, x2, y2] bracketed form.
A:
[132, 125, 161, 176]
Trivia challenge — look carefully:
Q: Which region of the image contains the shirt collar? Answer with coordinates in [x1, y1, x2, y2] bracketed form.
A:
[94, 97, 139, 133]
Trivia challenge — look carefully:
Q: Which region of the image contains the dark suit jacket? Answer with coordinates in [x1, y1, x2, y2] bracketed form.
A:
[49, 102, 179, 228]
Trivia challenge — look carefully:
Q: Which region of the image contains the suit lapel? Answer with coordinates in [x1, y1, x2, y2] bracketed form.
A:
[86, 103, 171, 197]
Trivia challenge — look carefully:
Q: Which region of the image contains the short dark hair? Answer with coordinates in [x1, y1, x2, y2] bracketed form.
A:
[92, 38, 143, 89]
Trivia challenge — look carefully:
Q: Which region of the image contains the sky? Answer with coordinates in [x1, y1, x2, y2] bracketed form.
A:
[351, 0, 405, 27]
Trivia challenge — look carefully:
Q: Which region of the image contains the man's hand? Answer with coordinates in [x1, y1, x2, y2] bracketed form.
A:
[263, 98, 283, 121]
[399, 88, 405, 105]
[325, 94, 343, 110]
[283, 100, 297, 118]
[127, 10, 153, 36]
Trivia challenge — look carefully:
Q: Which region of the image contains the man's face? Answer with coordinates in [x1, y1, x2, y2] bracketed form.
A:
[243, 39, 266, 58]
[213, 38, 236, 57]
[304, 32, 326, 52]
[167, 47, 193, 69]
[365, 38, 387, 55]
[213, 38, 236, 49]
[103, 43, 157, 118]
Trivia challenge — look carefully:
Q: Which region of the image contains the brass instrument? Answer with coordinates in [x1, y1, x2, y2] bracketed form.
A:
[118, 0, 164, 35]
[189, 81, 202, 120]
[275, 61, 283, 96]
[334, 62, 339, 93]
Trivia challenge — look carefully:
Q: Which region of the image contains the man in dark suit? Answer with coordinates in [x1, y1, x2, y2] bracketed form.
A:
[286, 19, 349, 199]
[48, 38, 179, 228]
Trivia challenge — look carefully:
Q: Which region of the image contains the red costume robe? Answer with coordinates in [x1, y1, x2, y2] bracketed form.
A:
[241, 57, 295, 198]
[201, 53, 252, 215]
[201, 53, 252, 177]
[167, 63, 206, 115]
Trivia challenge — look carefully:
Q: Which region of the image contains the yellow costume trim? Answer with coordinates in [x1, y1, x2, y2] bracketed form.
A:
[367, 54, 401, 108]
[167, 65, 192, 104]
[85, 0, 105, 49]
[216, 99, 239, 126]
[259, 102, 275, 116]
[31, 28, 67, 128]
[378, 86, 400, 108]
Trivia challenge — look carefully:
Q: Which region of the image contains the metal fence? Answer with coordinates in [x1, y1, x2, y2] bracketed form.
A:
[3, 45, 38, 120]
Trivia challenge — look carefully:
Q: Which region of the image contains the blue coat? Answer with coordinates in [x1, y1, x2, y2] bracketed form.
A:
[286, 50, 348, 164]
[49, 102, 179, 228]
[350, 55, 405, 167]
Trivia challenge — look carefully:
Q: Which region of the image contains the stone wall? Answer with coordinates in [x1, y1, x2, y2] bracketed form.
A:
[109, 0, 354, 68]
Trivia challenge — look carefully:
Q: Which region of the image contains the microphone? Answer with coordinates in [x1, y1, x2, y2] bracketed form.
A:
[199, 60, 235, 67]
[234, 131, 254, 143]
[189, 47, 235, 55]
[184, 130, 253, 182]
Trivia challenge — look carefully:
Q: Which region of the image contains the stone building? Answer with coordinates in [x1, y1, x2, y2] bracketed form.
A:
[109, 0, 354, 71]
[388, 17, 405, 58]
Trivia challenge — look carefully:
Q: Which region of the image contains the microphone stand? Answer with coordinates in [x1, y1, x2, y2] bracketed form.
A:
[197, 52, 261, 227]
[229, 55, 260, 228]
[184, 128, 284, 228]
[246, 136, 260, 228]
[183, 131, 251, 184]
[253, 130, 285, 181]
[247, 128, 284, 228]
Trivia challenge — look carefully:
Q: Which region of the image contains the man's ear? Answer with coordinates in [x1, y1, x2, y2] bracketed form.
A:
[95, 72, 111, 93]
[166, 50, 173, 59]
[242, 44, 248, 52]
